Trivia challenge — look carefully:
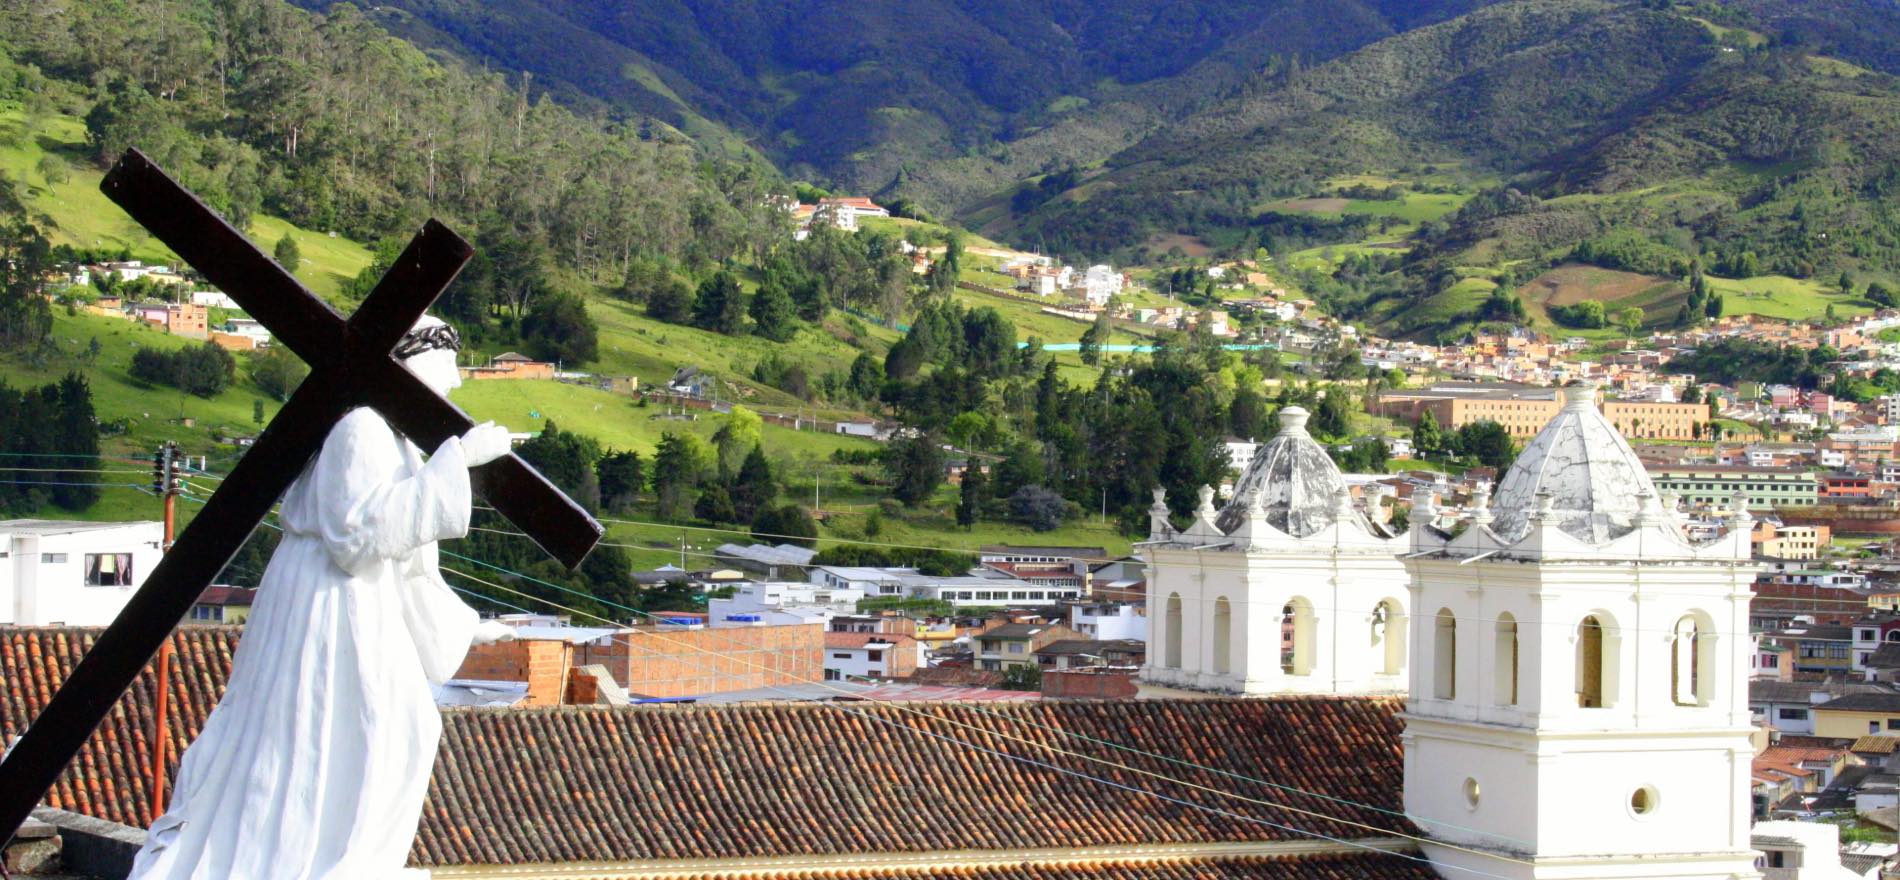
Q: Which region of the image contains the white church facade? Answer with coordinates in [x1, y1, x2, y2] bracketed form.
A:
[1144, 385, 1767, 880]
[1142, 406, 1412, 695]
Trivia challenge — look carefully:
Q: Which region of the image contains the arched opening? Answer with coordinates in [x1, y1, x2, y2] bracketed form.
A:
[1433, 608, 1457, 700]
[1672, 613, 1715, 706]
[1577, 615, 1611, 708]
[1212, 597, 1233, 676]
[1282, 598, 1315, 676]
[1494, 613, 1519, 706]
[1886, 630, 1899, 643]
[1374, 599, 1406, 676]
[1164, 593, 1183, 669]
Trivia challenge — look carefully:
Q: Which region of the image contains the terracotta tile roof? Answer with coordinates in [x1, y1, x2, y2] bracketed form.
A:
[1855, 735, 1900, 754]
[0, 626, 240, 828]
[416, 697, 1413, 867]
[6, 627, 1417, 873]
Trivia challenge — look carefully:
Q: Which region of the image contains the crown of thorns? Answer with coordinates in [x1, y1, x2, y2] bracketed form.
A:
[392, 323, 462, 359]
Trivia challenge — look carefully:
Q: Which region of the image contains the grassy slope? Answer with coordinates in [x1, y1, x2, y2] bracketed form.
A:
[0, 103, 374, 299]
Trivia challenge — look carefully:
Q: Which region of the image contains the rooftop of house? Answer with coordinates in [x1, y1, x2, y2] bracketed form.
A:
[3, 626, 1427, 878]
[823, 631, 913, 650]
[1817, 692, 1900, 713]
[0, 519, 156, 536]
[980, 623, 1060, 641]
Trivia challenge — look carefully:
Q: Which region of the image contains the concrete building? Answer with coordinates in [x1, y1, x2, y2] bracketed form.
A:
[1377, 382, 1706, 440]
[1402, 384, 1761, 880]
[1066, 600, 1145, 641]
[822, 631, 918, 681]
[972, 622, 1079, 671]
[1647, 465, 1822, 510]
[0, 520, 163, 626]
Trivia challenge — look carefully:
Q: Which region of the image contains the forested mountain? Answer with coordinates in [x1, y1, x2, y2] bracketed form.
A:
[288, 0, 1507, 213]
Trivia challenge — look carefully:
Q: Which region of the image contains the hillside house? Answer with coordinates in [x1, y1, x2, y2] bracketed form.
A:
[460, 352, 555, 381]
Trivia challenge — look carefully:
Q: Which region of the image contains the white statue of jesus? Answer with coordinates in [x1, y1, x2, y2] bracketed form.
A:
[130, 316, 515, 879]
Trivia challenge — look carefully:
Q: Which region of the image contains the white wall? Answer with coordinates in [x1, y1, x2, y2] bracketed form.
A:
[3, 522, 164, 626]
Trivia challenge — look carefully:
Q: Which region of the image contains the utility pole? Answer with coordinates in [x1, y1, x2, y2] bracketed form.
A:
[147, 441, 180, 819]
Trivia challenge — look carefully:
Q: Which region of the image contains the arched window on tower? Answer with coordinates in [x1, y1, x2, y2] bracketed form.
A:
[1433, 608, 1457, 700]
[1374, 599, 1406, 676]
[1672, 613, 1714, 706]
[1577, 615, 1609, 708]
[1212, 597, 1233, 676]
[1164, 593, 1183, 669]
[1283, 598, 1314, 676]
[1494, 613, 1519, 706]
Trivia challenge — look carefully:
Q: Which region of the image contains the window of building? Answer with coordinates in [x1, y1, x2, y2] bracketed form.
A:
[1672, 615, 1713, 707]
[1494, 614, 1519, 706]
[866, 650, 883, 663]
[1778, 708, 1809, 720]
[824, 669, 842, 681]
[84, 553, 133, 587]
[1008, 643, 1024, 654]
[1861, 630, 1877, 641]
[1282, 597, 1314, 676]
[40, 553, 68, 564]
[189, 605, 216, 621]
[1577, 616, 1610, 708]
[1888, 718, 1900, 731]
[1433, 609, 1457, 700]
[1164, 593, 1183, 669]
[831, 652, 853, 660]
[1213, 596, 1234, 677]
[1375, 599, 1406, 677]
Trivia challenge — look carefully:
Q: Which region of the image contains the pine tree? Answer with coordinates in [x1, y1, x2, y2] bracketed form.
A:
[731, 444, 777, 522]
[50, 373, 100, 510]
[749, 280, 797, 342]
[957, 467, 986, 529]
[691, 271, 746, 335]
[274, 233, 302, 274]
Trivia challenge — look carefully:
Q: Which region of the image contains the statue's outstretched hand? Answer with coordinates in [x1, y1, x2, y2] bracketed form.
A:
[472, 620, 516, 645]
[458, 422, 512, 467]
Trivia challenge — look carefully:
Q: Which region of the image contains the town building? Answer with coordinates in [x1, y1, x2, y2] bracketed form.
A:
[1648, 465, 1822, 510]
[978, 544, 1099, 591]
[130, 302, 209, 339]
[1065, 599, 1145, 641]
[186, 585, 256, 625]
[458, 352, 556, 381]
[972, 622, 1079, 671]
[1402, 383, 1761, 880]
[822, 631, 918, 681]
[1377, 382, 1706, 440]
[0, 520, 162, 626]
[1143, 406, 1410, 695]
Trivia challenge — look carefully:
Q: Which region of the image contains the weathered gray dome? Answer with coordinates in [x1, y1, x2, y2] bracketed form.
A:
[1489, 384, 1659, 543]
[1218, 407, 1348, 536]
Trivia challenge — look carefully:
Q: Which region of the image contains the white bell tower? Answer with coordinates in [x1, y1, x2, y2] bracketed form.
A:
[1401, 384, 1760, 880]
[1142, 406, 1410, 695]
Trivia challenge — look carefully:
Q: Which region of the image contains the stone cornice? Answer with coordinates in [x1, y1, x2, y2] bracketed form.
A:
[426, 838, 1421, 879]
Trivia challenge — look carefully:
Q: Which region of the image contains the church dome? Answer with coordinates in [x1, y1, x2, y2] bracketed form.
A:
[1218, 407, 1351, 536]
[1488, 383, 1660, 543]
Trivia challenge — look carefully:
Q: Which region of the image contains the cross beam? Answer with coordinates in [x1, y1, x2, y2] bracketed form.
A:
[0, 149, 603, 843]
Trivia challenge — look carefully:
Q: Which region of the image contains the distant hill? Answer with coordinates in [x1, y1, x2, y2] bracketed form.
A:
[289, 0, 1508, 213]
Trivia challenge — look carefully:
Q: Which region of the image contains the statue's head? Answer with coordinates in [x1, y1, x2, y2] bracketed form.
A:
[395, 315, 462, 396]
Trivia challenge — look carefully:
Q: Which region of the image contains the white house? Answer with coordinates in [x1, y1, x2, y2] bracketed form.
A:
[1753, 821, 1872, 879]
[0, 520, 164, 626]
[1144, 406, 1411, 695]
[192, 290, 239, 309]
[222, 318, 271, 346]
[1401, 384, 1761, 880]
[708, 580, 864, 627]
[1067, 600, 1145, 641]
[821, 631, 916, 681]
[1079, 264, 1123, 307]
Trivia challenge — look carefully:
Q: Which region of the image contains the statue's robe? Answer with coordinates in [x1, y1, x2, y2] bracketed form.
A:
[130, 407, 480, 879]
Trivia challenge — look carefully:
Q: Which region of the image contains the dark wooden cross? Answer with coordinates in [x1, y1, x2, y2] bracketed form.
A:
[0, 149, 603, 843]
